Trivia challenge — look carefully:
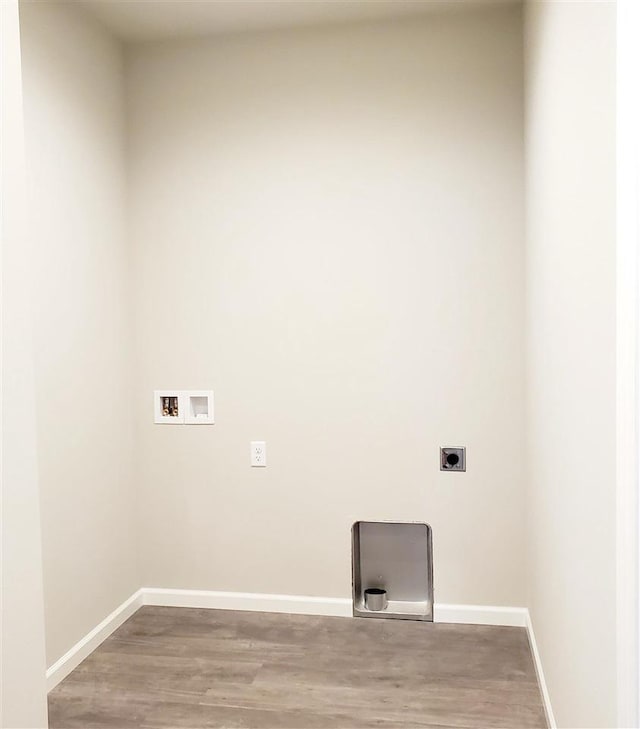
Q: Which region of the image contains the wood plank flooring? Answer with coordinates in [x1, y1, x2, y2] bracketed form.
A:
[48, 606, 547, 728]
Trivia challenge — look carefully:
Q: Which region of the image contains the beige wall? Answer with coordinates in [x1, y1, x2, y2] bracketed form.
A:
[524, 1, 617, 726]
[10, 3, 625, 720]
[128, 5, 527, 605]
[19, 1, 139, 666]
[13, 2, 626, 721]
[0, 1, 48, 725]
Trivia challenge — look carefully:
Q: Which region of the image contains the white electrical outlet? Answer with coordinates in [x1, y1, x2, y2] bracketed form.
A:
[250, 441, 266, 467]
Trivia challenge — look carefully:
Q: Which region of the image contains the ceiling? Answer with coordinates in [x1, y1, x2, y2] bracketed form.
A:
[77, 0, 518, 43]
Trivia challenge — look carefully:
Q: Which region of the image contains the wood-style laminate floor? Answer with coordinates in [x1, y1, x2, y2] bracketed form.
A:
[48, 606, 547, 729]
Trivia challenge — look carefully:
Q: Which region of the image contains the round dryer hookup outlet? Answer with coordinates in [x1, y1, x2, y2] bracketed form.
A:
[440, 447, 466, 472]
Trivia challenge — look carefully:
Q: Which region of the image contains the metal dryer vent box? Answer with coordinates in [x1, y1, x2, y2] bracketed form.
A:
[351, 521, 433, 622]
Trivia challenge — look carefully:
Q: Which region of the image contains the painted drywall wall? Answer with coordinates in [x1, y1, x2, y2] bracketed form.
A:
[0, 1, 49, 725]
[524, 1, 617, 726]
[616, 1, 640, 724]
[19, 1, 139, 667]
[128, 5, 527, 605]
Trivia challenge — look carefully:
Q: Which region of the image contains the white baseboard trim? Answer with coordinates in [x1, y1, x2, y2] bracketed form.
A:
[434, 603, 527, 627]
[141, 587, 352, 617]
[46, 588, 144, 691]
[141, 589, 528, 628]
[525, 610, 556, 729]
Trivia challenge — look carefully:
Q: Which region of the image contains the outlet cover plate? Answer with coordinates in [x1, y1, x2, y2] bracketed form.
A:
[251, 441, 266, 467]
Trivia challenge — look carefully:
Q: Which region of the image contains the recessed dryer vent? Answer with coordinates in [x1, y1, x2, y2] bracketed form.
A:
[351, 521, 433, 621]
